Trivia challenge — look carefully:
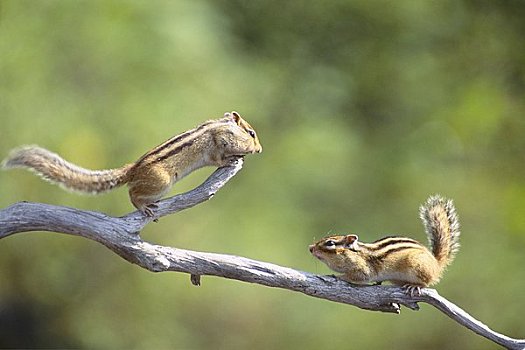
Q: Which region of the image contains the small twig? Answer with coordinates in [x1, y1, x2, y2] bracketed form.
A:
[0, 158, 523, 349]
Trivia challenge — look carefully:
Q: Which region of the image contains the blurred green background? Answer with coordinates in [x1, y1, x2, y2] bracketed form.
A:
[1, 0, 524, 349]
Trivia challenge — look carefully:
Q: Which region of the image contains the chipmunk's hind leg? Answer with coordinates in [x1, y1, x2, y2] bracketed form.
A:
[128, 167, 172, 217]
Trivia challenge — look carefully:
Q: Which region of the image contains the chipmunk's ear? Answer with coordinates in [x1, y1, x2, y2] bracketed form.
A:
[231, 111, 242, 125]
[224, 111, 242, 125]
[344, 234, 358, 243]
[344, 234, 360, 251]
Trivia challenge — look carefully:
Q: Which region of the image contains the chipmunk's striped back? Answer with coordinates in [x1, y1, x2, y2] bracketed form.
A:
[361, 236, 426, 261]
[133, 119, 219, 168]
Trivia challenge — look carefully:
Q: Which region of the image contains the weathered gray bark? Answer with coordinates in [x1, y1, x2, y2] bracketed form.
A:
[0, 158, 523, 349]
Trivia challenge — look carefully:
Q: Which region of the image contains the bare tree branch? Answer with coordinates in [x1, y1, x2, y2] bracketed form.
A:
[0, 158, 523, 350]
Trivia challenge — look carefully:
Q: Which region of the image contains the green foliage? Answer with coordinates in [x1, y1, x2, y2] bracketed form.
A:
[1, 0, 524, 348]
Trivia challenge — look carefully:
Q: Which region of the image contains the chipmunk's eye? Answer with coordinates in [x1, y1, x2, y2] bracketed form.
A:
[323, 240, 336, 248]
[247, 129, 256, 138]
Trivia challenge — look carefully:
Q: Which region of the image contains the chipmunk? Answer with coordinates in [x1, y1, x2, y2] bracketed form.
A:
[1, 111, 262, 217]
[309, 195, 460, 295]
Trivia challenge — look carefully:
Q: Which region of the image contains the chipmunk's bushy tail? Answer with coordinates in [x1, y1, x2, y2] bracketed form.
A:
[2, 146, 132, 194]
[420, 195, 461, 268]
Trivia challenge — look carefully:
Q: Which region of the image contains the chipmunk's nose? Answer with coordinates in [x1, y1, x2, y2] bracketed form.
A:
[308, 244, 315, 253]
